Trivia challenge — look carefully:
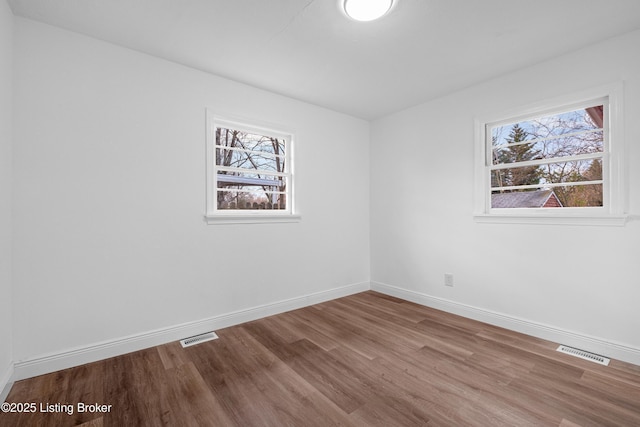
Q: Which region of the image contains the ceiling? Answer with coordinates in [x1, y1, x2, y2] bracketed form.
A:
[8, 0, 640, 119]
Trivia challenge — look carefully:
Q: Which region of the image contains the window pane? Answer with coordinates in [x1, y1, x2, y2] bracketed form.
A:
[492, 105, 604, 165]
[491, 184, 602, 208]
[491, 158, 602, 189]
[217, 189, 286, 210]
[216, 127, 285, 157]
[493, 130, 603, 165]
[216, 147, 284, 172]
[537, 158, 603, 184]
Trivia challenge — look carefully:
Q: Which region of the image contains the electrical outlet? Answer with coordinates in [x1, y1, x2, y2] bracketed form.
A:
[444, 273, 454, 287]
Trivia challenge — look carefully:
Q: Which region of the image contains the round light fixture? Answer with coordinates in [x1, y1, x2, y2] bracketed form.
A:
[344, 0, 393, 22]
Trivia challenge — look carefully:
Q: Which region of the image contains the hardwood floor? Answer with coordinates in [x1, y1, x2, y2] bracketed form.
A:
[2, 291, 640, 426]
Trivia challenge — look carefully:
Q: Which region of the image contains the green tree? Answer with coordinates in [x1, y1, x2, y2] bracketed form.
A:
[493, 124, 541, 191]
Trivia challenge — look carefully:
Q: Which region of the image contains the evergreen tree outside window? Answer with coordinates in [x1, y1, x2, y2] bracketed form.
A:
[491, 124, 542, 190]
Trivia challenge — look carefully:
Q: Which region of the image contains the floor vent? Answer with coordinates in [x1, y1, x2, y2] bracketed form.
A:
[557, 345, 610, 366]
[180, 332, 218, 348]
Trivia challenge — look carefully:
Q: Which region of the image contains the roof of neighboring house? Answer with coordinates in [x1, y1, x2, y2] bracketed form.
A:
[491, 190, 562, 208]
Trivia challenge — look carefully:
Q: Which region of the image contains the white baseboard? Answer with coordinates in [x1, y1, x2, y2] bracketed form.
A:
[12, 281, 370, 382]
[371, 281, 640, 366]
[1, 363, 13, 403]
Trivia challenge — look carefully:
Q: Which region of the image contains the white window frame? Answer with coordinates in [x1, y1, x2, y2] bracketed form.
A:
[473, 83, 628, 226]
[204, 111, 300, 224]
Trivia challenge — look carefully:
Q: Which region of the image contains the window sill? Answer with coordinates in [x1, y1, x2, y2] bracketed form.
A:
[473, 213, 628, 226]
[204, 214, 302, 225]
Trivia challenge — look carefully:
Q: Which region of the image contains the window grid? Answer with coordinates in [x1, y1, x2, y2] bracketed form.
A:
[486, 99, 607, 210]
[205, 112, 296, 223]
[473, 84, 627, 225]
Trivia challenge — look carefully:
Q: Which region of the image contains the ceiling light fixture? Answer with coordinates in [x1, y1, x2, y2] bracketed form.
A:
[343, 0, 393, 22]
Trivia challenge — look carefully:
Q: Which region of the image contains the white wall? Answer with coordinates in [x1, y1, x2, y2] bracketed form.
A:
[371, 30, 640, 363]
[11, 18, 370, 367]
[0, 0, 14, 396]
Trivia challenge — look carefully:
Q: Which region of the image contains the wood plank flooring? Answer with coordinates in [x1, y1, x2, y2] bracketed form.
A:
[2, 291, 640, 426]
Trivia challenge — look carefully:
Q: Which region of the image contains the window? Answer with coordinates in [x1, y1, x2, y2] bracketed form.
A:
[474, 85, 627, 225]
[205, 112, 299, 224]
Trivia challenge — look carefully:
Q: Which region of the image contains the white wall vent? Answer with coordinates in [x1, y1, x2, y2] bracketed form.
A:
[180, 331, 219, 348]
[557, 345, 610, 366]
